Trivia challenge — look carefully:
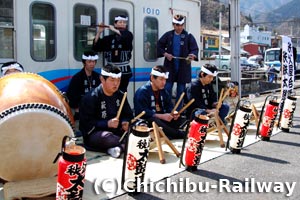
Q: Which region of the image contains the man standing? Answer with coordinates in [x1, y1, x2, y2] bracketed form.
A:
[93, 15, 133, 92]
[66, 50, 100, 120]
[134, 65, 185, 139]
[157, 14, 199, 109]
[79, 64, 133, 158]
[186, 64, 229, 123]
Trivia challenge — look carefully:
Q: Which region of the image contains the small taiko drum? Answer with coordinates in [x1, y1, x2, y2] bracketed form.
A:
[0, 73, 74, 182]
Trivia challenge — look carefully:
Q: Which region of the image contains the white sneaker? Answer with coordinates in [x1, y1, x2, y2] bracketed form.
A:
[107, 146, 121, 158]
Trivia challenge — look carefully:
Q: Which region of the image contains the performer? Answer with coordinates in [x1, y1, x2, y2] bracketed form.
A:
[134, 65, 186, 139]
[66, 51, 100, 120]
[185, 64, 229, 123]
[1, 61, 24, 76]
[157, 14, 199, 110]
[79, 64, 133, 158]
[93, 15, 133, 92]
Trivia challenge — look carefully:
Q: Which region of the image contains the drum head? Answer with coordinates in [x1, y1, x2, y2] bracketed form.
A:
[0, 104, 74, 181]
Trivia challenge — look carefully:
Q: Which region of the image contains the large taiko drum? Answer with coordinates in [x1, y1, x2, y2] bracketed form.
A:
[0, 73, 74, 182]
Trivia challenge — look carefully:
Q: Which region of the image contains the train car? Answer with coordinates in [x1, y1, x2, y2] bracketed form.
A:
[0, 0, 201, 106]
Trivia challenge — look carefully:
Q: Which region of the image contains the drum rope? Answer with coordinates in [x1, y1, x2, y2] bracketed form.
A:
[0, 103, 74, 131]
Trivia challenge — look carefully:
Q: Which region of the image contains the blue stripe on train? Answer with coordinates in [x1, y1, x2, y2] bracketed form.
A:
[38, 66, 200, 92]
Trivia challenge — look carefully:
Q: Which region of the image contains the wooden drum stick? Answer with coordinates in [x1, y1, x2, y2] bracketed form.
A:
[119, 111, 146, 143]
[178, 98, 195, 115]
[131, 111, 146, 124]
[171, 92, 185, 113]
[116, 92, 127, 119]
[93, 24, 110, 28]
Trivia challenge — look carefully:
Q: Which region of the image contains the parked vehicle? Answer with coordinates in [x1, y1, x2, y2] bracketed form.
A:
[210, 54, 231, 70]
[240, 57, 256, 71]
[247, 55, 263, 68]
[264, 48, 281, 71]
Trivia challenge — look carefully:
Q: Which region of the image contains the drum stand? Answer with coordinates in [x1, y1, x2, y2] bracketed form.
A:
[251, 104, 260, 128]
[150, 122, 181, 164]
[206, 88, 230, 147]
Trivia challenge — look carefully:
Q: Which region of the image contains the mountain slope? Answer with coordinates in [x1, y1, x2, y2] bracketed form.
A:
[240, 0, 292, 17]
[253, 0, 300, 36]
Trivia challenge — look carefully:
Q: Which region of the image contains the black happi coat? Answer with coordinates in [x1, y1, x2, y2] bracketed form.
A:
[79, 85, 133, 137]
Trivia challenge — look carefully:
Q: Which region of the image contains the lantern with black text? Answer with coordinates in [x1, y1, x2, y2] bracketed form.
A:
[227, 100, 252, 154]
[54, 136, 86, 200]
[257, 95, 279, 141]
[280, 95, 297, 132]
[184, 109, 209, 171]
[122, 120, 150, 192]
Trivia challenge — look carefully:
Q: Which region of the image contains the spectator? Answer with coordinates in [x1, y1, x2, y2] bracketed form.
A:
[79, 64, 133, 158]
[134, 65, 186, 139]
[66, 50, 100, 120]
[267, 65, 279, 83]
[1, 61, 24, 76]
[157, 14, 199, 110]
[93, 15, 133, 92]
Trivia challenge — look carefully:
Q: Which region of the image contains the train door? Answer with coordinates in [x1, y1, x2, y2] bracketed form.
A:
[104, 0, 134, 106]
[0, 0, 14, 66]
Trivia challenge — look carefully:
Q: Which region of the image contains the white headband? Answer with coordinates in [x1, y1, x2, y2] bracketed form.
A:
[101, 70, 122, 78]
[82, 54, 99, 60]
[201, 66, 218, 76]
[173, 17, 185, 25]
[1, 63, 23, 75]
[115, 16, 128, 21]
[151, 68, 169, 79]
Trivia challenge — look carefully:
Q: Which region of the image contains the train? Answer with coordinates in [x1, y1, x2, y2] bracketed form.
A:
[0, 0, 201, 105]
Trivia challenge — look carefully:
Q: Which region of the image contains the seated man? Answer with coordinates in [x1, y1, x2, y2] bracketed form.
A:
[79, 64, 133, 158]
[1, 61, 24, 76]
[134, 65, 185, 139]
[66, 50, 100, 120]
[186, 64, 229, 124]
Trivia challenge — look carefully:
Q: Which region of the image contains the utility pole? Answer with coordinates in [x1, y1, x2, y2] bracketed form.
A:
[217, 12, 222, 98]
[229, 0, 241, 97]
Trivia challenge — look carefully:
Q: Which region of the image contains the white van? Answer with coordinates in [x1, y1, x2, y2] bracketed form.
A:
[210, 55, 231, 70]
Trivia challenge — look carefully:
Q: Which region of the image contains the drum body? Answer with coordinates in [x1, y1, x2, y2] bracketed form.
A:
[0, 73, 74, 181]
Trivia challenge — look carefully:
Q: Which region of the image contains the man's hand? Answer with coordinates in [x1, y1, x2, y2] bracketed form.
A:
[206, 109, 216, 117]
[121, 121, 130, 132]
[171, 111, 180, 120]
[108, 118, 119, 128]
[109, 25, 121, 35]
[187, 54, 196, 60]
[164, 53, 173, 61]
[156, 113, 174, 122]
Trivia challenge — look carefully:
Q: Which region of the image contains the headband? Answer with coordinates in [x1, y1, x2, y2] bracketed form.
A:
[115, 16, 128, 21]
[82, 54, 99, 60]
[101, 70, 122, 78]
[1, 63, 24, 75]
[201, 66, 218, 76]
[172, 17, 185, 25]
[151, 68, 169, 79]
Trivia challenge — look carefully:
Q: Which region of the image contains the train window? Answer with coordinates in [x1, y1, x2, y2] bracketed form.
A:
[74, 4, 97, 61]
[0, 0, 14, 59]
[144, 17, 158, 61]
[31, 3, 55, 61]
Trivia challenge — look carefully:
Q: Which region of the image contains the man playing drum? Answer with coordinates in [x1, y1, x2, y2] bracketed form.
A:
[185, 64, 229, 124]
[134, 65, 186, 139]
[79, 64, 133, 158]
